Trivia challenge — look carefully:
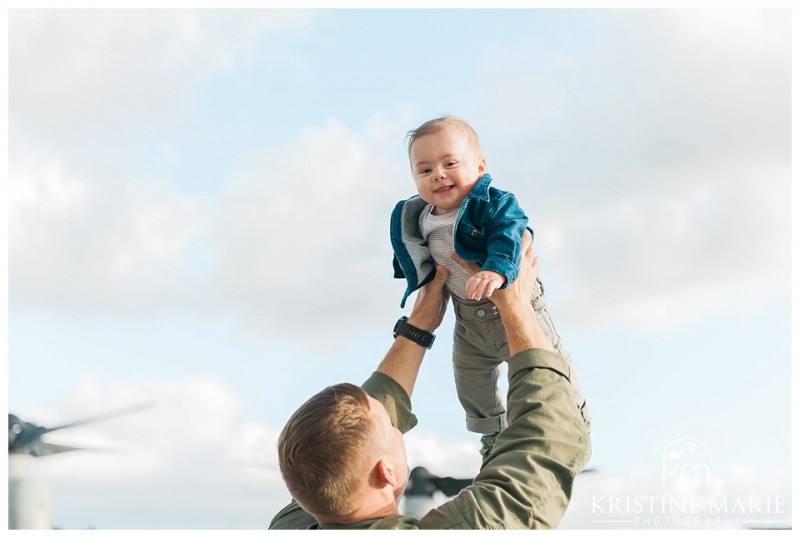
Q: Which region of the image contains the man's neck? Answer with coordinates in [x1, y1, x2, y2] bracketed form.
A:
[320, 496, 398, 525]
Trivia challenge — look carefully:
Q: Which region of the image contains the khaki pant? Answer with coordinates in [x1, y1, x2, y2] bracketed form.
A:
[451, 277, 589, 435]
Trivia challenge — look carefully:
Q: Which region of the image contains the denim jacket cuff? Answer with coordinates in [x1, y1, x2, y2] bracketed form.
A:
[481, 258, 517, 288]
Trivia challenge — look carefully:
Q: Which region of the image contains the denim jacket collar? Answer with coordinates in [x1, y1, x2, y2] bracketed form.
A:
[467, 173, 493, 202]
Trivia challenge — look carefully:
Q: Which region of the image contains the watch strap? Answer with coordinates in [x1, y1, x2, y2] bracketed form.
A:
[393, 316, 435, 349]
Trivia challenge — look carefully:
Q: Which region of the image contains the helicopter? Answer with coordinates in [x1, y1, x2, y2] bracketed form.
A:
[401, 465, 598, 518]
[8, 404, 153, 529]
[402, 466, 474, 517]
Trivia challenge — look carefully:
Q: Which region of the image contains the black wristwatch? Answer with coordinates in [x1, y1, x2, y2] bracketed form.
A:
[393, 316, 435, 350]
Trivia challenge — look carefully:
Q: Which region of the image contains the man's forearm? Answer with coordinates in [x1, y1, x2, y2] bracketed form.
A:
[377, 264, 448, 397]
[495, 298, 554, 356]
[375, 335, 427, 398]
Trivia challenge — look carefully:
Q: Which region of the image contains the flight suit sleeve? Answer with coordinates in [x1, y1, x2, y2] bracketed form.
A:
[417, 349, 591, 529]
[361, 370, 418, 433]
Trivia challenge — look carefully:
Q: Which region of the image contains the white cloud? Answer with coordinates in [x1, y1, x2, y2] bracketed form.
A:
[9, 152, 200, 314]
[8, 158, 88, 219]
[473, 10, 789, 194]
[671, 9, 790, 52]
[405, 431, 483, 479]
[8, 108, 423, 345]
[41, 376, 245, 478]
[540, 159, 790, 331]
[9, 10, 316, 142]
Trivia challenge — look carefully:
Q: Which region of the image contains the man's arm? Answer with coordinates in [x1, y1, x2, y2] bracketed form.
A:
[376, 265, 449, 397]
[417, 231, 589, 529]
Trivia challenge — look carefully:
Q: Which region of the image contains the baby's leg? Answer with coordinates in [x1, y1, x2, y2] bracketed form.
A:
[452, 336, 506, 435]
[450, 298, 508, 437]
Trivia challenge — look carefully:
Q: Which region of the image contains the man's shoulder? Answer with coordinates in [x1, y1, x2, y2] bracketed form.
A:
[269, 502, 421, 530]
[317, 515, 420, 530]
[269, 500, 317, 530]
[366, 515, 420, 529]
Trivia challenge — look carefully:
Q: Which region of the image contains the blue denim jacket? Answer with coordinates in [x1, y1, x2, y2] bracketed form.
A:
[390, 173, 530, 307]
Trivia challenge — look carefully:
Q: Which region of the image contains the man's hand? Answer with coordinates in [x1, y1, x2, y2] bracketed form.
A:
[452, 230, 537, 309]
[407, 265, 450, 333]
[465, 269, 506, 301]
[451, 231, 550, 355]
[484, 231, 538, 311]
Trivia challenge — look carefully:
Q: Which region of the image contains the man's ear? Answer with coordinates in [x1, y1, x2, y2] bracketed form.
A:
[374, 458, 398, 489]
[478, 156, 487, 175]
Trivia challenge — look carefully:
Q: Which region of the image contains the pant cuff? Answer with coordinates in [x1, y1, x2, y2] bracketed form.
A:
[466, 412, 508, 434]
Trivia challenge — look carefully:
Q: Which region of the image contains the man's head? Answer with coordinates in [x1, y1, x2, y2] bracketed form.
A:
[406, 116, 486, 215]
[278, 383, 409, 522]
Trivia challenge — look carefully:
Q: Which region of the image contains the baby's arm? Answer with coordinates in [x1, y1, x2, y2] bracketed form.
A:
[480, 192, 529, 287]
[466, 270, 506, 301]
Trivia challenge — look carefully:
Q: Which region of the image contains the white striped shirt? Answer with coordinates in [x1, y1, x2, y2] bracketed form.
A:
[419, 204, 471, 300]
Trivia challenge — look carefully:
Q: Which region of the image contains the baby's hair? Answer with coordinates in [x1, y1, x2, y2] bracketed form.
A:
[406, 115, 482, 155]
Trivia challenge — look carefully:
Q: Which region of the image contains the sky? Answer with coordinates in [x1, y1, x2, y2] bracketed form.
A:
[4, 4, 795, 533]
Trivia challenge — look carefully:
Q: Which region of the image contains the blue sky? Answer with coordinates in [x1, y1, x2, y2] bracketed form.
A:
[5, 6, 794, 531]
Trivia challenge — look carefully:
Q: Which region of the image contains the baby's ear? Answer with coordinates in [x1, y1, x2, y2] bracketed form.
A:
[478, 156, 487, 174]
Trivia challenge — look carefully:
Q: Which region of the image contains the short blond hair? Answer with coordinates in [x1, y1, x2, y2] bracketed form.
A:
[406, 115, 482, 156]
[278, 383, 375, 519]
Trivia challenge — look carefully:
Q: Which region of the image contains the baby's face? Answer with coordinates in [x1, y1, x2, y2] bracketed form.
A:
[409, 127, 486, 215]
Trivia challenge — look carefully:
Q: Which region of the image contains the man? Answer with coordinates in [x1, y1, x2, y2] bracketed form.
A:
[269, 232, 591, 529]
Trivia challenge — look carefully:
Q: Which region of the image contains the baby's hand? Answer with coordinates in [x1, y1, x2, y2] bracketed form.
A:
[465, 270, 506, 301]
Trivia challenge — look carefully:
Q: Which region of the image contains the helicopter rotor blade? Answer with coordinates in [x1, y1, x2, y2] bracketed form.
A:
[42, 402, 156, 434]
[29, 442, 85, 457]
[32, 442, 125, 457]
[9, 402, 156, 455]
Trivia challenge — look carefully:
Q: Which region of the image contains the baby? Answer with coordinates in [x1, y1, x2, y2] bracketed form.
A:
[390, 116, 588, 457]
